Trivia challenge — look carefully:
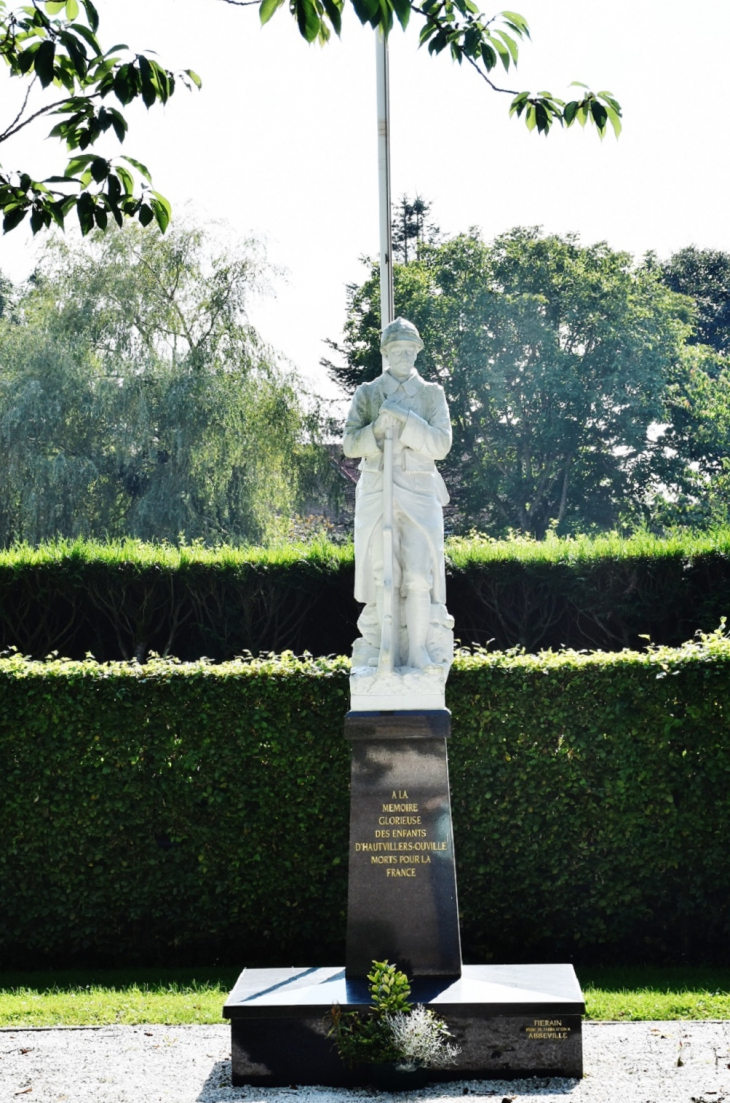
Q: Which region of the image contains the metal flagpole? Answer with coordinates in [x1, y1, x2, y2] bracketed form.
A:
[376, 28, 394, 333]
[376, 27, 396, 675]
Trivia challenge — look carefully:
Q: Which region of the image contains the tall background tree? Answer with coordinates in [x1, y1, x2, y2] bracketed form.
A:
[662, 247, 730, 355]
[391, 194, 440, 264]
[327, 226, 703, 538]
[0, 220, 333, 546]
[647, 246, 730, 529]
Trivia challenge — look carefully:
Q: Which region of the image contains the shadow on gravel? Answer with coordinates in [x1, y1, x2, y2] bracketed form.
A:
[422, 1080, 580, 1099]
[194, 1067, 580, 1100]
[197, 1059, 239, 1100]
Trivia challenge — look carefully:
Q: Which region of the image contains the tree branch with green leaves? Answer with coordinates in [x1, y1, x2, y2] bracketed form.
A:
[259, 0, 622, 137]
[0, 0, 201, 235]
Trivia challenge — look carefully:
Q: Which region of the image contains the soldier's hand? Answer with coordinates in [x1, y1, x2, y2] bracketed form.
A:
[380, 400, 409, 424]
[373, 410, 402, 443]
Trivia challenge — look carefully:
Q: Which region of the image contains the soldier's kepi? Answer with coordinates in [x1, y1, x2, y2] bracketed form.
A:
[344, 317, 455, 711]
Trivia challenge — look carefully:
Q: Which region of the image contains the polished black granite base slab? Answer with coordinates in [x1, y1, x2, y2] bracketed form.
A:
[224, 964, 585, 1085]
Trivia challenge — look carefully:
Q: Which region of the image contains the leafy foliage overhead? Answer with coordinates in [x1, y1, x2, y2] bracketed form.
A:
[0, 0, 201, 234]
[1, 0, 622, 238]
[258, 0, 621, 137]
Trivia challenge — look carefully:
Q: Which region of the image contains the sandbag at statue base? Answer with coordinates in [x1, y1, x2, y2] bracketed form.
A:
[350, 599, 454, 711]
[350, 663, 447, 711]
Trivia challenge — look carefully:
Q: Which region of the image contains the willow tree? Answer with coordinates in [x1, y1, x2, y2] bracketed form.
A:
[0, 221, 331, 546]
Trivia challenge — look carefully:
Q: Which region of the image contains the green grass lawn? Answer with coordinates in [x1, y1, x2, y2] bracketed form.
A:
[0, 966, 729, 1027]
[580, 966, 730, 1021]
[0, 967, 239, 1027]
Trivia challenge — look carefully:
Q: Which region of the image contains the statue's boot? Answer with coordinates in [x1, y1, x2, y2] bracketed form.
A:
[406, 588, 437, 670]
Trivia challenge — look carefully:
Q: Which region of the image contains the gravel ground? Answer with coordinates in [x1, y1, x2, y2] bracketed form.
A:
[1, 1022, 730, 1103]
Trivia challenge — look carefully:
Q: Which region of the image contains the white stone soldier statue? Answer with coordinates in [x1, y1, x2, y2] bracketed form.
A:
[344, 317, 454, 706]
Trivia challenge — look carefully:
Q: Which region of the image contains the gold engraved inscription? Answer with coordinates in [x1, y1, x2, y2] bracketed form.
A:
[525, 1019, 570, 1041]
[378, 816, 421, 825]
[355, 788, 450, 878]
[356, 840, 446, 852]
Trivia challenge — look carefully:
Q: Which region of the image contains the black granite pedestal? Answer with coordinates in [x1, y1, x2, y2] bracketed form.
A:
[224, 709, 586, 1085]
[224, 964, 585, 1085]
[345, 709, 461, 976]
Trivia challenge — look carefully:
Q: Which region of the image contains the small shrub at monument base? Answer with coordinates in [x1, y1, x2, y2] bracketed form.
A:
[328, 960, 459, 1081]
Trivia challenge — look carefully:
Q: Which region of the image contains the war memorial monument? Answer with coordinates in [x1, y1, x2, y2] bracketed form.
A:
[223, 24, 583, 1083]
[223, 317, 585, 1085]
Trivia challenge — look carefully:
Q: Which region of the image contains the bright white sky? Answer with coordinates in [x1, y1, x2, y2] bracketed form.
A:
[1, 0, 729, 399]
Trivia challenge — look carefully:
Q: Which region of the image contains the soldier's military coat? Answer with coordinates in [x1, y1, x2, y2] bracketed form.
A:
[343, 368, 452, 605]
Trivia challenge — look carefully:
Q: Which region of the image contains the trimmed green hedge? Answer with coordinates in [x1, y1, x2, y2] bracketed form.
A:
[3, 530, 730, 659]
[2, 633, 730, 968]
[0, 538, 356, 662]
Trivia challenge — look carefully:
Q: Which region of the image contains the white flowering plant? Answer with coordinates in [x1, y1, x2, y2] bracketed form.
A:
[385, 1004, 461, 1070]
